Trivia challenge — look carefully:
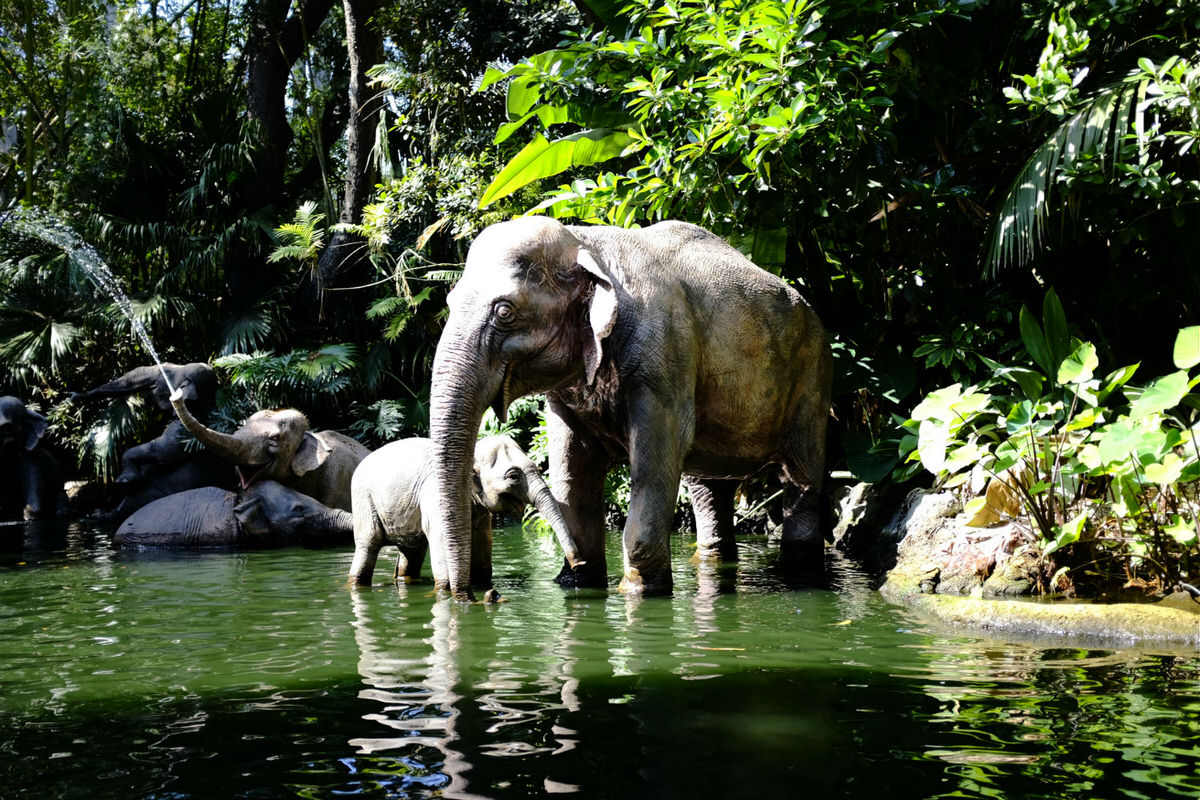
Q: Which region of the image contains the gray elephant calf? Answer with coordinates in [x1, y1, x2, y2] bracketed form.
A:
[115, 480, 352, 548]
[348, 436, 584, 596]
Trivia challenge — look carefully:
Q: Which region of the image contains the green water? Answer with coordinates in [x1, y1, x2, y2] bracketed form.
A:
[1, 522, 1197, 800]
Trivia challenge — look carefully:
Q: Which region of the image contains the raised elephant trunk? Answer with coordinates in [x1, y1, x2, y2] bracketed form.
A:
[170, 394, 255, 465]
[430, 328, 495, 601]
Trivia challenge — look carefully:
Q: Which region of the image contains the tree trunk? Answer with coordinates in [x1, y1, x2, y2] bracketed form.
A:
[227, 0, 337, 304]
[310, 0, 383, 319]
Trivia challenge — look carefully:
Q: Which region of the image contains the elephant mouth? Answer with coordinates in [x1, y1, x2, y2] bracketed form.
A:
[495, 492, 524, 514]
[491, 365, 513, 423]
[235, 462, 272, 489]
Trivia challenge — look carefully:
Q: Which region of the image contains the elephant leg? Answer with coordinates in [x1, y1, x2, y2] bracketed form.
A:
[348, 512, 386, 586]
[780, 392, 830, 574]
[18, 461, 48, 521]
[395, 539, 428, 581]
[469, 509, 499, 602]
[620, 390, 690, 595]
[686, 476, 738, 562]
[546, 400, 609, 588]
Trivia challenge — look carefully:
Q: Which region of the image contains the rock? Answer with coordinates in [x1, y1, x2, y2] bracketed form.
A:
[882, 590, 1200, 647]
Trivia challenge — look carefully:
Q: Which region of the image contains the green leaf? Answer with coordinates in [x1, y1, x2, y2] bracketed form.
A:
[1098, 363, 1139, 403]
[1019, 305, 1054, 375]
[479, 129, 635, 208]
[917, 419, 950, 474]
[1042, 288, 1071, 369]
[1129, 370, 1189, 418]
[1057, 341, 1098, 385]
[1173, 325, 1200, 370]
[910, 383, 965, 421]
[1144, 453, 1183, 485]
[1164, 515, 1198, 546]
[1044, 511, 1087, 556]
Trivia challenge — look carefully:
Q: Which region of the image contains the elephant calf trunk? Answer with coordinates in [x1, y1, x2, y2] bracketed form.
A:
[532, 485, 586, 570]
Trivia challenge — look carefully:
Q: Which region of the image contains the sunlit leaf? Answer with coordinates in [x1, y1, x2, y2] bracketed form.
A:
[1173, 325, 1200, 370]
[1057, 341, 1098, 385]
[479, 129, 636, 208]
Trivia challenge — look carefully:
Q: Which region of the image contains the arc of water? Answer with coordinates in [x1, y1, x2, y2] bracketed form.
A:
[3, 209, 177, 395]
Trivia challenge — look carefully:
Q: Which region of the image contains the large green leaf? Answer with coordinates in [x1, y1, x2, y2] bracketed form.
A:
[1057, 341, 1098, 385]
[1173, 325, 1200, 370]
[1041, 288, 1071, 370]
[1019, 305, 1054, 375]
[1129, 370, 1190, 418]
[479, 129, 635, 208]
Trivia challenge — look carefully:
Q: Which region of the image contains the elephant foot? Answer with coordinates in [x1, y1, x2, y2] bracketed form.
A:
[692, 541, 738, 563]
[555, 558, 608, 589]
[618, 567, 673, 597]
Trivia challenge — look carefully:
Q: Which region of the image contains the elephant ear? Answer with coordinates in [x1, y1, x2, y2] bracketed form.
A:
[292, 431, 332, 476]
[469, 471, 487, 507]
[575, 247, 619, 386]
[22, 408, 48, 451]
[233, 495, 270, 537]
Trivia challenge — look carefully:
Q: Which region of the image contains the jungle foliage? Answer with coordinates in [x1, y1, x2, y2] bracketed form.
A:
[1, 0, 1198, 584]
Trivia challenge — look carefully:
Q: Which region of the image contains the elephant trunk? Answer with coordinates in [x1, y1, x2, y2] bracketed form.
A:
[170, 395, 256, 465]
[525, 467, 586, 569]
[325, 507, 354, 538]
[429, 325, 496, 601]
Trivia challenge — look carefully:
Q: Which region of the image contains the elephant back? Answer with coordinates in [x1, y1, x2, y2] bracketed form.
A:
[114, 486, 240, 547]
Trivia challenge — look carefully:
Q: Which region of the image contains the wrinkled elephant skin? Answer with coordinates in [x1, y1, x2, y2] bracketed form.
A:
[169, 394, 370, 512]
[114, 480, 353, 548]
[347, 436, 583, 599]
[428, 218, 831, 599]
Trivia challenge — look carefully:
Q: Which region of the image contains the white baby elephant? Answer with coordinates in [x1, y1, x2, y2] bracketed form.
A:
[348, 435, 585, 597]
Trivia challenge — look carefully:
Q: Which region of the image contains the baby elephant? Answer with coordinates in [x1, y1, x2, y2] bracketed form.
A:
[114, 480, 353, 548]
[348, 436, 584, 595]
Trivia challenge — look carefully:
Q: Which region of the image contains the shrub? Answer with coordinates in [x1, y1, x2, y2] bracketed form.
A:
[901, 289, 1199, 593]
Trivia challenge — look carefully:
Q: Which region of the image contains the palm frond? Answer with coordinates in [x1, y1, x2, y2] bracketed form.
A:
[986, 78, 1135, 275]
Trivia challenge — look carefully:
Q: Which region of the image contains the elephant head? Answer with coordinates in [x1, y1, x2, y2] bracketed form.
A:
[430, 217, 616, 599]
[471, 435, 585, 568]
[170, 392, 331, 488]
[0, 395, 48, 455]
[234, 481, 353, 544]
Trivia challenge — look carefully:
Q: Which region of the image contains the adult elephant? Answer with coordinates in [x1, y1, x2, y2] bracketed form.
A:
[430, 217, 831, 600]
[347, 435, 585, 593]
[0, 396, 65, 520]
[114, 480, 352, 548]
[168, 391, 370, 512]
[71, 362, 217, 413]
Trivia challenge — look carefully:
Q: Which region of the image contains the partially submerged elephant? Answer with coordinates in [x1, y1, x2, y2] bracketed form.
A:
[429, 217, 831, 599]
[0, 395, 65, 520]
[114, 480, 353, 548]
[347, 435, 584, 595]
[169, 390, 370, 512]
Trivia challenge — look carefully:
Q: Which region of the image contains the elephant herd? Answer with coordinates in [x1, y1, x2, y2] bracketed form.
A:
[3, 218, 834, 601]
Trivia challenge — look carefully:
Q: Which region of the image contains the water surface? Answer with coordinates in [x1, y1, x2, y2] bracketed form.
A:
[1, 521, 1197, 799]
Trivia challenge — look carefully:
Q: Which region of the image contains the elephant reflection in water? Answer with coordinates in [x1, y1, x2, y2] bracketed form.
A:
[347, 588, 585, 796]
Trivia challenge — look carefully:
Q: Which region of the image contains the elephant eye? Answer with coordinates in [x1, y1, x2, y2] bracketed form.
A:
[505, 467, 521, 482]
[493, 300, 516, 325]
